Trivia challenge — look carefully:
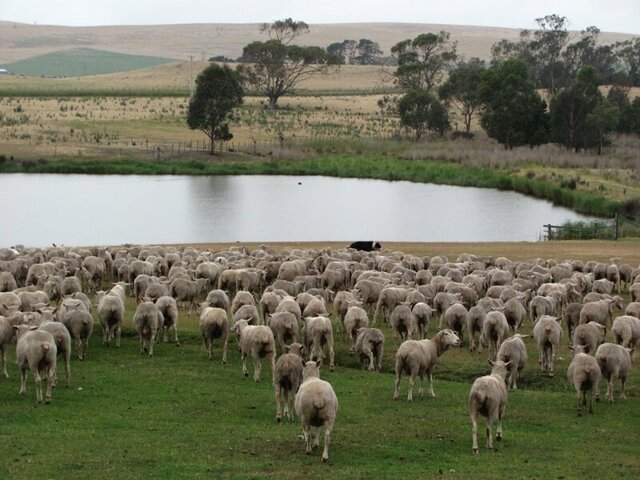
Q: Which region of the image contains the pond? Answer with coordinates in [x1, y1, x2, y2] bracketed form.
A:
[1, 173, 597, 247]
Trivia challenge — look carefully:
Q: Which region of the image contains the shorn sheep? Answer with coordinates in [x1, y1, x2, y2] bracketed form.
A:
[567, 345, 601, 416]
[197, 303, 228, 363]
[496, 334, 528, 390]
[274, 342, 305, 422]
[294, 361, 338, 462]
[354, 327, 385, 372]
[13, 325, 57, 404]
[393, 329, 461, 401]
[533, 315, 563, 377]
[595, 343, 634, 403]
[232, 319, 276, 382]
[469, 360, 510, 454]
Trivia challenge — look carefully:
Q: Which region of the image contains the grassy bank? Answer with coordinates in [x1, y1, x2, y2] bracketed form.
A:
[0, 152, 624, 218]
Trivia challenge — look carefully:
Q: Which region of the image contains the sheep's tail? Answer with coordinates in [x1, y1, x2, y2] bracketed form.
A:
[313, 397, 325, 409]
[55, 335, 64, 344]
[41, 344, 51, 355]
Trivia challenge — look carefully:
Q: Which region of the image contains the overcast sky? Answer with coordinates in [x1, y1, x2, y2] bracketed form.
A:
[1, 0, 639, 34]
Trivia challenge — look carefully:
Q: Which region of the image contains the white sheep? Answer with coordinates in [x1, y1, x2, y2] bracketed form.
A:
[611, 315, 640, 349]
[354, 327, 385, 372]
[302, 315, 335, 371]
[343, 303, 369, 351]
[232, 319, 276, 382]
[0, 315, 14, 377]
[480, 310, 509, 361]
[567, 345, 601, 416]
[572, 321, 606, 354]
[268, 311, 299, 352]
[13, 325, 57, 403]
[96, 290, 125, 347]
[412, 302, 432, 339]
[496, 334, 528, 390]
[38, 315, 72, 387]
[390, 303, 417, 349]
[133, 301, 162, 356]
[294, 361, 338, 462]
[197, 303, 229, 363]
[469, 360, 510, 453]
[274, 342, 305, 422]
[393, 329, 461, 401]
[60, 309, 93, 361]
[533, 315, 563, 377]
[155, 295, 179, 345]
[595, 342, 634, 403]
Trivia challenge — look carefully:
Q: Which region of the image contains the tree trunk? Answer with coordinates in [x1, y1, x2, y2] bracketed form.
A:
[209, 135, 216, 155]
[267, 96, 279, 110]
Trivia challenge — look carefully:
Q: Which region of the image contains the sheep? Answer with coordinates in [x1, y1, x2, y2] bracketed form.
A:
[375, 287, 408, 324]
[390, 303, 417, 349]
[442, 303, 467, 342]
[60, 309, 93, 360]
[595, 343, 633, 403]
[579, 297, 623, 328]
[62, 276, 83, 296]
[412, 302, 432, 340]
[170, 277, 206, 316]
[567, 345, 601, 416]
[13, 325, 57, 403]
[197, 303, 228, 363]
[0, 316, 14, 377]
[611, 315, 640, 348]
[480, 311, 509, 361]
[529, 295, 555, 323]
[275, 296, 302, 322]
[205, 289, 230, 311]
[467, 305, 486, 352]
[433, 292, 462, 328]
[155, 295, 179, 345]
[96, 290, 125, 347]
[572, 321, 606, 354]
[274, 342, 305, 422]
[0, 271, 17, 292]
[302, 296, 329, 318]
[503, 297, 527, 332]
[231, 290, 255, 315]
[343, 303, 369, 351]
[133, 301, 162, 356]
[333, 290, 358, 325]
[302, 316, 335, 371]
[232, 319, 276, 382]
[354, 327, 385, 372]
[268, 311, 299, 351]
[496, 334, 529, 390]
[38, 316, 72, 387]
[563, 302, 584, 345]
[259, 290, 282, 322]
[593, 278, 615, 295]
[469, 360, 510, 453]
[393, 329, 461, 401]
[294, 361, 338, 462]
[145, 281, 169, 303]
[625, 302, 640, 319]
[533, 315, 563, 377]
[233, 304, 260, 326]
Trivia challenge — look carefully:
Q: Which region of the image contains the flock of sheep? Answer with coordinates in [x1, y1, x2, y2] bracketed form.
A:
[0, 243, 638, 460]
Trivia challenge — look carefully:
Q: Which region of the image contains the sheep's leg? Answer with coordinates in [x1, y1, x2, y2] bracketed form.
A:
[116, 324, 121, 348]
[418, 371, 425, 398]
[275, 385, 282, 422]
[322, 421, 333, 462]
[620, 377, 626, 400]
[222, 334, 228, 365]
[19, 367, 27, 395]
[407, 372, 415, 402]
[549, 345, 556, 377]
[496, 406, 504, 441]
[471, 412, 479, 453]
[253, 357, 261, 382]
[485, 418, 493, 450]
[139, 333, 145, 355]
[34, 369, 43, 403]
[303, 424, 312, 454]
[393, 366, 402, 400]
[328, 340, 335, 372]
[607, 374, 617, 403]
[82, 337, 89, 360]
[1, 347, 8, 378]
[576, 388, 584, 416]
[366, 348, 375, 372]
[102, 325, 109, 346]
[269, 352, 276, 384]
[64, 350, 71, 387]
[377, 345, 384, 372]
[588, 388, 595, 414]
[241, 351, 248, 377]
[148, 331, 155, 357]
[44, 366, 54, 404]
[428, 367, 436, 398]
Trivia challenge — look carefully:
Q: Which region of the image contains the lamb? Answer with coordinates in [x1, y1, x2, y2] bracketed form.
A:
[611, 315, 640, 348]
[579, 297, 624, 328]
[533, 315, 563, 377]
[412, 302, 432, 340]
[38, 315, 72, 387]
[197, 303, 228, 363]
[442, 303, 467, 342]
[480, 311, 509, 361]
[343, 303, 369, 351]
[393, 329, 461, 401]
[567, 345, 601, 416]
[354, 327, 385, 372]
[60, 309, 93, 360]
[13, 325, 57, 403]
[496, 334, 528, 390]
[268, 311, 299, 351]
[133, 301, 162, 356]
[96, 290, 125, 347]
[294, 361, 338, 462]
[595, 342, 633, 403]
[232, 319, 276, 382]
[302, 316, 335, 371]
[572, 321, 606, 354]
[155, 295, 179, 345]
[274, 342, 305, 422]
[469, 360, 510, 453]
[390, 303, 417, 349]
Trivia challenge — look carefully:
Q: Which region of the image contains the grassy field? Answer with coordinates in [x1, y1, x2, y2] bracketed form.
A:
[0, 241, 639, 479]
[3, 48, 176, 77]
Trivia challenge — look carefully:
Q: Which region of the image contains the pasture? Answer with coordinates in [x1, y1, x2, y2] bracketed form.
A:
[0, 241, 639, 479]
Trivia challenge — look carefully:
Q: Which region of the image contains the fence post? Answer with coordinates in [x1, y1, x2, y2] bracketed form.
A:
[614, 213, 619, 241]
[544, 224, 552, 240]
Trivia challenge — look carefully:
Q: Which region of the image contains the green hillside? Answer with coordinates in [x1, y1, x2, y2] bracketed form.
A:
[2, 48, 176, 77]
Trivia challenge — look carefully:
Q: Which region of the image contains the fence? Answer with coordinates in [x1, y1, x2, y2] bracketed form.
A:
[543, 214, 640, 241]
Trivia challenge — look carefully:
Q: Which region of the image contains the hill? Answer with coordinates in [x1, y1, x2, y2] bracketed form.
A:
[0, 21, 636, 65]
[2, 47, 176, 77]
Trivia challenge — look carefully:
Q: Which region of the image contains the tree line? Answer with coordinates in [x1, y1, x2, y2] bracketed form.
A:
[188, 16, 640, 154]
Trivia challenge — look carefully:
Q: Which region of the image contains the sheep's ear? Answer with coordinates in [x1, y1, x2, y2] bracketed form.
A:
[504, 361, 512, 368]
[284, 345, 290, 352]
[520, 334, 530, 339]
[488, 360, 495, 366]
[30, 326, 38, 331]
[568, 346, 574, 351]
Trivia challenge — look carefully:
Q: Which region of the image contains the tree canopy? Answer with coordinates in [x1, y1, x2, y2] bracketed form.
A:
[438, 58, 486, 134]
[187, 63, 244, 154]
[398, 89, 450, 139]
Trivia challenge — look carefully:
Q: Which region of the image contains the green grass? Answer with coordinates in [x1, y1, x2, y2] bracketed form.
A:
[0, 152, 624, 218]
[3, 48, 176, 77]
[0, 294, 638, 480]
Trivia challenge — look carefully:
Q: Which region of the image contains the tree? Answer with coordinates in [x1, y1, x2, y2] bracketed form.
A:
[391, 31, 458, 92]
[587, 99, 620, 154]
[549, 66, 603, 151]
[398, 90, 450, 139]
[614, 38, 640, 86]
[327, 39, 357, 64]
[479, 59, 549, 149]
[563, 27, 617, 84]
[354, 39, 383, 65]
[438, 58, 485, 134]
[187, 63, 243, 155]
[237, 19, 337, 109]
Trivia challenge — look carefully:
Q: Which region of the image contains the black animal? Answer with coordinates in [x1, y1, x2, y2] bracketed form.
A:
[349, 241, 382, 252]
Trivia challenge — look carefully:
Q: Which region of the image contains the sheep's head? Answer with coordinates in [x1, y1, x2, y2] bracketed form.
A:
[489, 359, 512, 379]
[302, 361, 320, 380]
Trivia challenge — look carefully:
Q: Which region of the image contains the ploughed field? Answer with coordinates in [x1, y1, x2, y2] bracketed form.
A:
[0, 241, 639, 479]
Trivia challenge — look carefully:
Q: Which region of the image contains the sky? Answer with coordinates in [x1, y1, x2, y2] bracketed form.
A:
[1, 0, 639, 35]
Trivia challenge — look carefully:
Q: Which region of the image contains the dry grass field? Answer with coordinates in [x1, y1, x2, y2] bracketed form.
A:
[2, 20, 635, 64]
